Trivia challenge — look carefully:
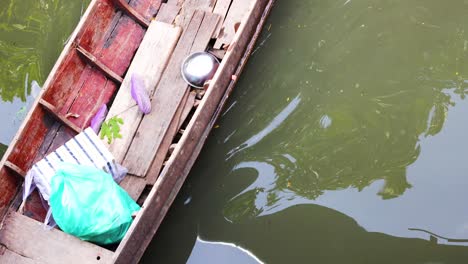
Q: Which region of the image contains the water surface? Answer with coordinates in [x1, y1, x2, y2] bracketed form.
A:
[142, 0, 468, 263]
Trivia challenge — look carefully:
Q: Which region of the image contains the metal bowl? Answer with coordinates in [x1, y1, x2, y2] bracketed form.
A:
[181, 52, 220, 88]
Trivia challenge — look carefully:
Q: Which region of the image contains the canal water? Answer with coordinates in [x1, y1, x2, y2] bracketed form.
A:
[141, 1, 468, 263]
[2, 0, 468, 263]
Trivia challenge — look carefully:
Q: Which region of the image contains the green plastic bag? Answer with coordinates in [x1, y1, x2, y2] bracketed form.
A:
[50, 163, 140, 244]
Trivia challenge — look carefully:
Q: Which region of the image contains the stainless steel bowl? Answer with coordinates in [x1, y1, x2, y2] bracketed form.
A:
[181, 52, 220, 88]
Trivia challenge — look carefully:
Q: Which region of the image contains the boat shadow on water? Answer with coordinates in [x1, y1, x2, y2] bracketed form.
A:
[144, 198, 468, 264]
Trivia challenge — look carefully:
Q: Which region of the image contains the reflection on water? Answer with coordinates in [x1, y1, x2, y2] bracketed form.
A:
[143, 0, 468, 263]
[0, 0, 87, 151]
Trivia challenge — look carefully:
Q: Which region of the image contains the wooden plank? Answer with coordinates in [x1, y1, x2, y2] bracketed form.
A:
[175, 0, 215, 29]
[0, 247, 42, 264]
[166, 0, 182, 5]
[76, 45, 123, 84]
[122, 11, 220, 177]
[111, 0, 150, 28]
[120, 175, 147, 201]
[112, 1, 270, 263]
[0, 212, 112, 264]
[154, 3, 181, 24]
[4, 161, 26, 178]
[121, 90, 195, 196]
[76, 0, 119, 54]
[128, 0, 162, 19]
[0, 167, 20, 221]
[39, 99, 82, 133]
[105, 21, 181, 163]
[212, 0, 232, 37]
[145, 90, 192, 185]
[214, 0, 254, 49]
[178, 91, 197, 131]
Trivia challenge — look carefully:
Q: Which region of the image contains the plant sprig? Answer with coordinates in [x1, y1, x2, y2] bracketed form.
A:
[100, 116, 124, 144]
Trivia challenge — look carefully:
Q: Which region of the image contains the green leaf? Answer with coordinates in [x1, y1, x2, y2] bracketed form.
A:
[99, 117, 124, 144]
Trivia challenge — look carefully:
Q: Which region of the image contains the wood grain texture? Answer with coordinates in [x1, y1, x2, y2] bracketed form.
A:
[0, 167, 20, 221]
[214, 0, 254, 49]
[112, 1, 271, 263]
[0, 247, 42, 264]
[122, 11, 220, 177]
[0, 212, 112, 264]
[105, 21, 181, 163]
[76, 45, 123, 84]
[4, 161, 26, 178]
[175, 0, 215, 29]
[212, 0, 232, 37]
[154, 3, 181, 24]
[39, 99, 82, 134]
[111, 0, 150, 28]
[144, 90, 193, 185]
[120, 175, 147, 201]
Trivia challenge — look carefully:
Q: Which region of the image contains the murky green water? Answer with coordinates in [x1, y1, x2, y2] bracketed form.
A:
[141, 1, 468, 263]
[0, 0, 88, 154]
[3, 0, 468, 263]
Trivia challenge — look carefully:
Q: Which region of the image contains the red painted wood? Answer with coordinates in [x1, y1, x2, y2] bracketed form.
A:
[129, 0, 162, 18]
[76, 0, 117, 53]
[99, 16, 145, 75]
[7, 108, 51, 171]
[22, 191, 47, 222]
[0, 168, 20, 218]
[67, 75, 115, 128]
[18, 0, 163, 221]
[42, 53, 88, 110]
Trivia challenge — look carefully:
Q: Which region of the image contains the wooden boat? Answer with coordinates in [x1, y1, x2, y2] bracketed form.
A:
[0, 0, 273, 263]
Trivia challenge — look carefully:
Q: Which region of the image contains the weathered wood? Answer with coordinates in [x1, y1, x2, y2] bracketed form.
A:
[121, 90, 195, 193]
[0, 168, 20, 221]
[112, 1, 270, 263]
[128, 0, 162, 19]
[166, 0, 182, 6]
[105, 21, 181, 163]
[122, 11, 220, 177]
[76, 45, 123, 84]
[208, 47, 226, 59]
[154, 3, 181, 24]
[0, 212, 113, 264]
[111, 0, 150, 28]
[120, 175, 147, 201]
[214, 0, 254, 49]
[39, 99, 82, 134]
[175, 0, 215, 29]
[0, 247, 42, 264]
[3, 161, 26, 178]
[76, 0, 119, 54]
[212, 0, 232, 37]
[178, 91, 197, 131]
[144, 90, 191, 185]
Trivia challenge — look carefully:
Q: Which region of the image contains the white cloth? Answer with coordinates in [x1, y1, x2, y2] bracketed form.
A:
[24, 128, 126, 202]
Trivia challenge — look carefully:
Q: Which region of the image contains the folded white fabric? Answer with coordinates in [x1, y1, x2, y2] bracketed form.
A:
[23, 128, 127, 203]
